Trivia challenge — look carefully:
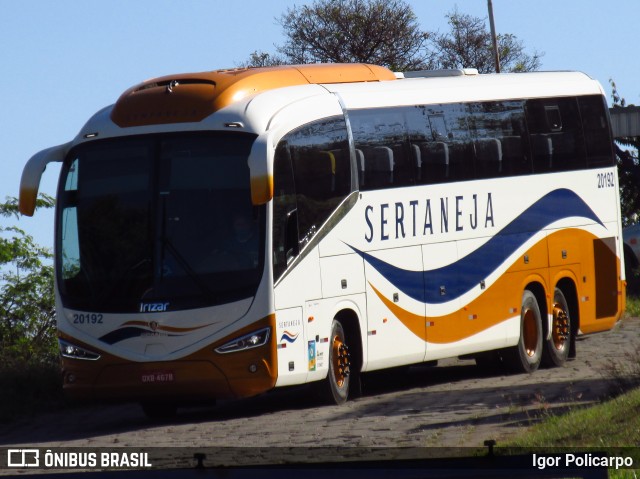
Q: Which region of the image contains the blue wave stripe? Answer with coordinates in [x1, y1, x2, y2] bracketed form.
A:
[350, 189, 603, 304]
[99, 327, 146, 345]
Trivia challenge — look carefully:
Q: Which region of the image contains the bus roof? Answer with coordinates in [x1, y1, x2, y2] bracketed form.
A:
[110, 66, 605, 136]
[326, 70, 605, 110]
[110, 63, 396, 128]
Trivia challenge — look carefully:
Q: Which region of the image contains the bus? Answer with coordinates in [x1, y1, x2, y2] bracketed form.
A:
[20, 63, 625, 417]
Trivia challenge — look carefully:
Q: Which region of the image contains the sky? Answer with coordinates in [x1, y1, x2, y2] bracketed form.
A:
[2, 0, 639, 250]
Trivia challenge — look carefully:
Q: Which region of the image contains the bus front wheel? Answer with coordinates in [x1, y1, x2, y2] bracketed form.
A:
[507, 290, 543, 373]
[323, 319, 351, 405]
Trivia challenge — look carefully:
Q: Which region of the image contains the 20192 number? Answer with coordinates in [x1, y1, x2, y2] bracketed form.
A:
[72, 313, 103, 324]
[597, 172, 615, 189]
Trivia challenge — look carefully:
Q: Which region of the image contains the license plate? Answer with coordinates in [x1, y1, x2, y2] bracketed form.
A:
[141, 370, 175, 383]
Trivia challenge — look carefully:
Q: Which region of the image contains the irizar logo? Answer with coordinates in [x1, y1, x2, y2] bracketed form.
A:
[139, 302, 169, 313]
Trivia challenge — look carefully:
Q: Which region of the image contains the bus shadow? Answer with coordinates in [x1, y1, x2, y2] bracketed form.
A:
[0, 359, 617, 445]
[345, 365, 613, 431]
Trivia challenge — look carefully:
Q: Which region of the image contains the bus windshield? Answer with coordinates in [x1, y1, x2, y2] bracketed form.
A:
[57, 132, 264, 313]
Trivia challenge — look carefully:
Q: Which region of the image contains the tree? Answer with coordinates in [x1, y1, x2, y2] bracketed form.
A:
[429, 9, 543, 73]
[0, 194, 57, 368]
[240, 50, 286, 68]
[610, 80, 640, 225]
[244, 0, 434, 71]
[240, 1, 541, 74]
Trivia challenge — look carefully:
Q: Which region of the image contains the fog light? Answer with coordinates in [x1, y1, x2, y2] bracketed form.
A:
[67, 373, 76, 384]
[248, 364, 258, 373]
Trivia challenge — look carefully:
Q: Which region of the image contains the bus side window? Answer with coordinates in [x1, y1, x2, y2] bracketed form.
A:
[468, 100, 530, 177]
[579, 95, 615, 168]
[350, 108, 414, 190]
[281, 117, 351, 253]
[475, 137, 503, 178]
[272, 141, 298, 281]
[418, 141, 449, 183]
[526, 98, 586, 172]
[405, 106, 449, 185]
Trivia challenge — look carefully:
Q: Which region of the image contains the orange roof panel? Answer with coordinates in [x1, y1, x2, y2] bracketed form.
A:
[110, 63, 396, 128]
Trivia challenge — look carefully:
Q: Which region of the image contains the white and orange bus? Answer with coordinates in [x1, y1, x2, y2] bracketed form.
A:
[20, 64, 625, 417]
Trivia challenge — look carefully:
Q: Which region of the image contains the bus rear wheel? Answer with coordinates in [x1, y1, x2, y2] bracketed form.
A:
[542, 288, 571, 368]
[507, 290, 543, 373]
[323, 320, 351, 405]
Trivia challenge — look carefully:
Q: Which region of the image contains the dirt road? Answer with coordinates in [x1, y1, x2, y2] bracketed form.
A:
[1, 317, 638, 465]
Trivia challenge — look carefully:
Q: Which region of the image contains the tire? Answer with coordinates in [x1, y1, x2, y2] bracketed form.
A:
[541, 288, 571, 368]
[506, 290, 543, 373]
[323, 320, 351, 405]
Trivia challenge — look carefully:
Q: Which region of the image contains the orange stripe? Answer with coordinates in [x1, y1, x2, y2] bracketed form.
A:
[369, 229, 618, 344]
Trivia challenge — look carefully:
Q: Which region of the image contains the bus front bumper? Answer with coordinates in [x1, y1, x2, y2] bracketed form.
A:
[60, 316, 278, 403]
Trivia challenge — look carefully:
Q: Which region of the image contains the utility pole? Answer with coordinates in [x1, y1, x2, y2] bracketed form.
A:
[487, 0, 501, 73]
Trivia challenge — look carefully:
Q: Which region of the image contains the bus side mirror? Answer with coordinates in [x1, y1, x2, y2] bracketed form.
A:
[248, 132, 274, 205]
[19, 143, 69, 216]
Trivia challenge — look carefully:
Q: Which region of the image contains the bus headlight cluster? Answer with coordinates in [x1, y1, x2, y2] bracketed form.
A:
[215, 328, 270, 354]
[59, 339, 101, 360]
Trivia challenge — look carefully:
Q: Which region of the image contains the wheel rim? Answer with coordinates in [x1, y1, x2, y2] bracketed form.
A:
[522, 308, 539, 358]
[331, 335, 350, 388]
[552, 303, 570, 351]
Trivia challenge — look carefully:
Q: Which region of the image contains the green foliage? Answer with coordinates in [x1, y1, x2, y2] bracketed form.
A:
[610, 80, 640, 226]
[626, 296, 640, 318]
[507, 385, 640, 447]
[0, 194, 57, 369]
[506, 387, 640, 457]
[0, 362, 64, 422]
[0, 194, 63, 420]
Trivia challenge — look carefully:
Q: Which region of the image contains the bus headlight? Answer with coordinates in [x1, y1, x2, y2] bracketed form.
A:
[215, 328, 270, 354]
[59, 339, 101, 360]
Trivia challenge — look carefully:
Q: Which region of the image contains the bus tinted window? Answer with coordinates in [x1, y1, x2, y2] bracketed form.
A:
[272, 141, 297, 281]
[525, 97, 587, 172]
[579, 95, 615, 167]
[405, 106, 448, 184]
[350, 109, 414, 190]
[273, 117, 351, 274]
[348, 94, 611, 191]
[57, 133, 263, 312]
[468, 100, 530, 177]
